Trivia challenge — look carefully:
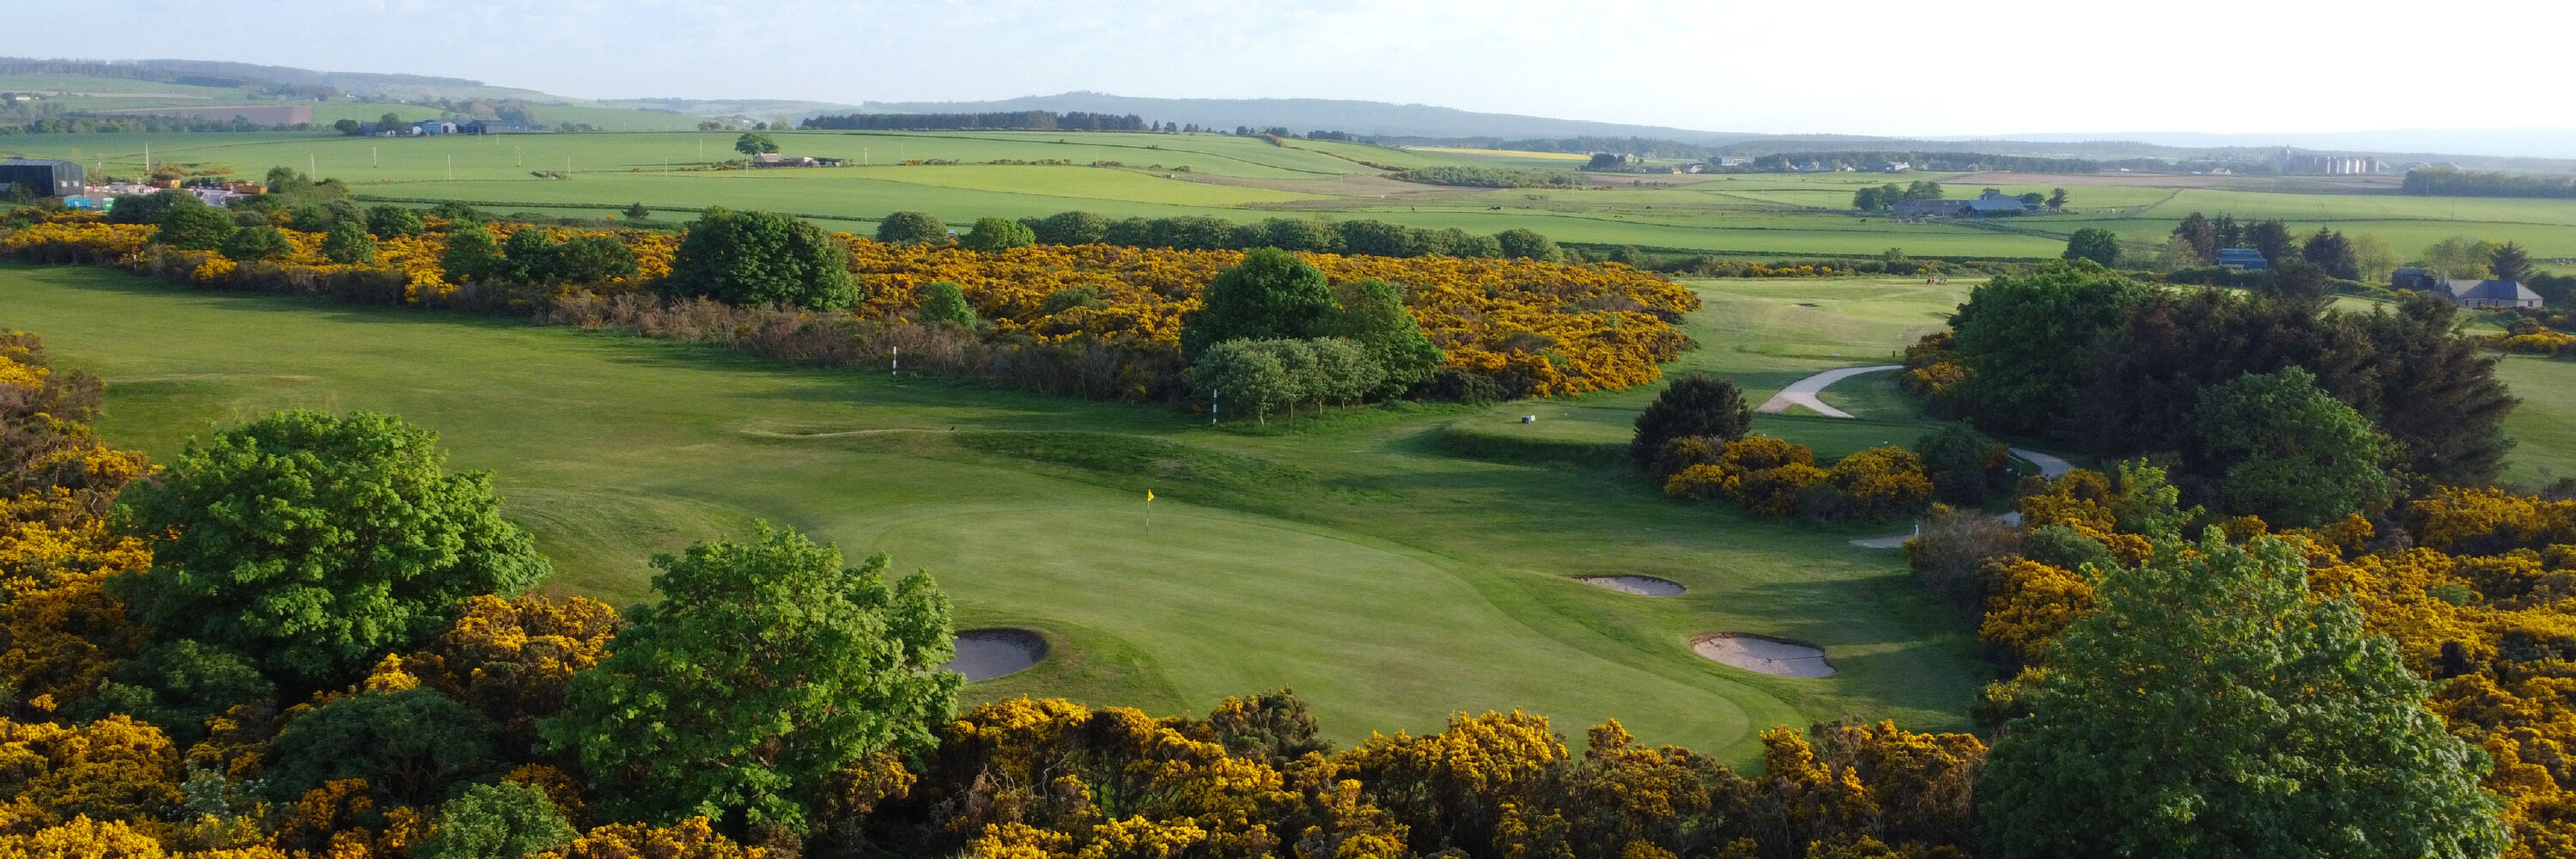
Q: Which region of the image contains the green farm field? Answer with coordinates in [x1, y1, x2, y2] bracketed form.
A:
[0, 262, 2001, 761]
[15, 129, 2576, 260]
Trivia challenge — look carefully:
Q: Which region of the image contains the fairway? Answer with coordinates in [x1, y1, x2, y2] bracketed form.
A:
[0, 261, 1988, 758]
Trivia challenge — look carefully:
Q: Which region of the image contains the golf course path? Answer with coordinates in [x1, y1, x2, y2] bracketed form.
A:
[2012, 448, 2074, 478]
[1754, 364, 1902, 417]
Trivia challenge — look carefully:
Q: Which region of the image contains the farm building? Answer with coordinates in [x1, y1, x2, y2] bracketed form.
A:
[2215, 248, 2269, 270]
[2392, 268, 2442, 291]
[0, 159, 84, 198]
[1963, 189, 2035, 216]
[2439, 279, 2542, 309]
[1892, 198, 1969, 217]
[410, 120, 459, 135]
[461, 120, 538, 135]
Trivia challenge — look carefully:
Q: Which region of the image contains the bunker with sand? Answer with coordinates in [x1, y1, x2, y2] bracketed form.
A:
[1575, 575, 1686, 596]
[1692, 633, 1835, 678]
[945, 628, 1049, 681]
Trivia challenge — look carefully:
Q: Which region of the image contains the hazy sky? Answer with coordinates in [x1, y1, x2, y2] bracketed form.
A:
[78, 0, 2576, 137]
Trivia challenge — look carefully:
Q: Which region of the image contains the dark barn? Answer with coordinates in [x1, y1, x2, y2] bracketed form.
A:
[0, 159, 84, 198]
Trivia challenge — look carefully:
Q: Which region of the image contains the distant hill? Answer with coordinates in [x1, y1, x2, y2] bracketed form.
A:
[1933, 129, 2576, 164]
[848, 92, 1771, 144]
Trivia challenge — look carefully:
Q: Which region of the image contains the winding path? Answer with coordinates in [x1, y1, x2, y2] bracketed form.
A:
[1759, 363, 2079, 548]
[1753, 364, 1901, 418]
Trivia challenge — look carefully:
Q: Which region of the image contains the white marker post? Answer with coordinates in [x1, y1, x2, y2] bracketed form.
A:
[890, 345, 899, 376]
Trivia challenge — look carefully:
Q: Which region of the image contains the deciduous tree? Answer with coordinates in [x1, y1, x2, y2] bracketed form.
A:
[1980, 531, 2506, 858]
[958, 216, 1034, 253]
[669, 208, 860, 309]
[1180, 247, 1335, 357]
[2191, 367, 2394, 527]
[874, 211, 947, 246]
[542, 525, 958, 833]
[115, 410, 551, 685]
[2060, 228, 2119, 266]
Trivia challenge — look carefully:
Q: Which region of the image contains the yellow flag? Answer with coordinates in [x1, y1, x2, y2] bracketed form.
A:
[1145, 490, 1155, 502]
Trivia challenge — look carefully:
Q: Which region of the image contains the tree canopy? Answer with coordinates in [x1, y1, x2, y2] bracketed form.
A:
[1629, 373, 1753, 466]
[1179, 247, 1336, 357]
[875, 210, 948, 246]
[959, 216, 1035, 253]
[115, 410, 551, 685]
[2061, 228, 2120, 266]
[2190, 367, 2394, 527]
[541, 525, 958, 833]
[668, 208, 860, 309]
[1326, 278, 1443, 396]
[1980, 531, 2505, 858]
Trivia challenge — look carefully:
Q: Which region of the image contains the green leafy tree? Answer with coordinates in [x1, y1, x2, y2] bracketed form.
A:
[69, 640, 273, 747]
[1852, 186, 1886, 211]
[2062, 228, 2121, 266]
[2045, 187, 2069, 210]
[321, 219, 377, 264]
[2192, 368, 2396, 527]
[2342, 293, 2518, 485]
[2172, 212, 2217, 264]
[366, 205, 426, 238]
[1180, 247, 1335, 357]
[264, 688, 500, 806]
[1903, 180, 1945, 199]
[1913, 424, 2002, 505]
[2018, 191, 2046, 208]
[1185, 339, 1296, 423]
[433, 200, 486, 223]
[1306, 337, 1385, 406]
[2350, 233, 2400, 283]
[500, 228, 559, 283]
[916, 282, 976, 328]
[155, 198, 237, 251]
[542, 525, 958, 833]
[549, 235, 642, 284]
[669, 207, 860, 309]
[1493, 228, 1562, 261]
[114, 410, 551, 685]
[2422, 236, 2499, 279]
[1949, 262, 2155, 435]
[1628, 373, 1753, 466]
[732, 132, 778, 155]
[416, 781, 577, 859]
[106, 189, 188, 225]
[1335, 219, 1420, 257]
[379, 112, 404, 131]
[2492, 241, 2531, 283]
[1327, 278, 1443, 396]
[1028, 210, 1109, 245]
[333, 119, 362, 136]
[874, 210, 948, 246]
[623, 202, 651, 221]
[219, 224, 294, 262]
[442, 222, 505, 284]
[1980, 531, 2505, 858]
[1260, 217, 1336, 252]
[959, 216, 1035, 253]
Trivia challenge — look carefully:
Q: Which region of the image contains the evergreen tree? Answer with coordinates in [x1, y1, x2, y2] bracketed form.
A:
[1629, 374, 1753, 466]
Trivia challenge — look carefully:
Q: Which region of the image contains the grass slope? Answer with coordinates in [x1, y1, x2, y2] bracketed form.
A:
[0, 262, 1989, 759]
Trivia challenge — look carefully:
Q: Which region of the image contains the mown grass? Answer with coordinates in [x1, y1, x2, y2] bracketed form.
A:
[0, 261, 1992, 760]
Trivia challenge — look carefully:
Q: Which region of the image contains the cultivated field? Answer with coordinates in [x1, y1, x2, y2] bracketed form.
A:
[14, 129, 2576, 259]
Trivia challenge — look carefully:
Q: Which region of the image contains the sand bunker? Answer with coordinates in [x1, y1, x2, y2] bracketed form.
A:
[1575, 576, 1686, 596]
[1692, 633, 1836, 678]
[944, 628, 1048, 681]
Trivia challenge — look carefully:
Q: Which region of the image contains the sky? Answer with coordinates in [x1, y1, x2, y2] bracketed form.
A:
[68, 0, 2576, 137]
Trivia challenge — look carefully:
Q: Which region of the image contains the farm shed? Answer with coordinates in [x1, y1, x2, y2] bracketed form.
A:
[2215, 248, 2269, 270]
[2440, 279, 2543, 309]
[0, 159, 84, 198]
